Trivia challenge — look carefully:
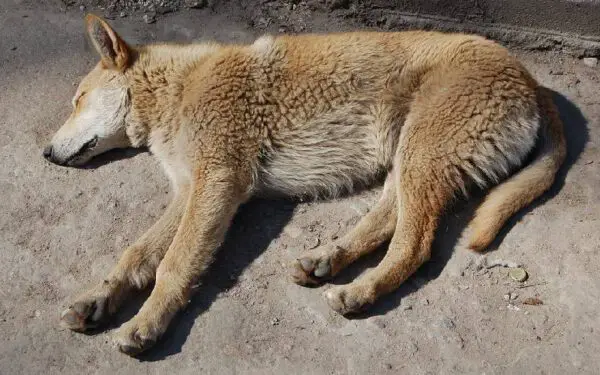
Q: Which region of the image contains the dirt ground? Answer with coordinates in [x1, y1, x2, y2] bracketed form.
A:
[1, 1, 599, 374]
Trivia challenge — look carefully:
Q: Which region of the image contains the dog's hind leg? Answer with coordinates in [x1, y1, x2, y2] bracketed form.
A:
[322, 62, 540, 314]
[291, 171, 397, 285]
[60, 186, 189, 332]
[323, 145, 453, 314]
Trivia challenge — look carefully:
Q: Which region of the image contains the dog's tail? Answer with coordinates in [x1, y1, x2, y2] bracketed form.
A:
[467, 87, 567, 252]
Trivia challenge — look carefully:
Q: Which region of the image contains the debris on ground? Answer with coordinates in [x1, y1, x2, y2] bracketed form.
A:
[486, 259, 522, 269]
[523, 297, 544, 306]
[504, 292, 519, 301]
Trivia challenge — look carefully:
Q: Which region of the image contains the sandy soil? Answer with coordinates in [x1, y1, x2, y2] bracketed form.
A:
[1, 1, 599, 374]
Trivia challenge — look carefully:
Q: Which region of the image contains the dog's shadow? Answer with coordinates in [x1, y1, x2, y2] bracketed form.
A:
[122, 89, 586, 361]
[81, 147, 148, 169]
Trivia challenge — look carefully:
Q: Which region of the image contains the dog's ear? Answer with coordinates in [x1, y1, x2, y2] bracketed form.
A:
[85, 14, 130, 71]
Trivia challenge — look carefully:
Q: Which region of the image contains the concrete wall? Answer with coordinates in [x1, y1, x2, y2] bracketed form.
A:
[371, 0, 600, 37]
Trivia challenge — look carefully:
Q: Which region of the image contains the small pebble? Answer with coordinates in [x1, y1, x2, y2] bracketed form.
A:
[119, 11, 127, 18]
[509, 268, 528, 282]
[583, 57, 598, 68]
[79, 5, 85, 11]
[270, 317, 280, 326]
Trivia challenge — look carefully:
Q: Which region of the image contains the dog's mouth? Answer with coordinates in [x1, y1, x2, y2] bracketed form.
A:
[64, 136, 98, 166]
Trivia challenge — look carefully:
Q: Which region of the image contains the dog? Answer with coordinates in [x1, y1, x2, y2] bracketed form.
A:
[45, 14, 566, 355]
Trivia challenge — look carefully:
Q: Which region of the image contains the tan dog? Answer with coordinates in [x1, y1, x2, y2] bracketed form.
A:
[46, 14, 566, 355]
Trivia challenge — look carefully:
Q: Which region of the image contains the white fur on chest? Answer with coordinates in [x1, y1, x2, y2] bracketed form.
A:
[150, 136, 192, 192]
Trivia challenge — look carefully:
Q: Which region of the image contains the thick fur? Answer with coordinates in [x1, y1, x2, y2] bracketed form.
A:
[50, 15, 566, 355]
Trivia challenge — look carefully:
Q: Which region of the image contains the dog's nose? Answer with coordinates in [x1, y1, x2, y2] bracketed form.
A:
[43, 145, 53, 160]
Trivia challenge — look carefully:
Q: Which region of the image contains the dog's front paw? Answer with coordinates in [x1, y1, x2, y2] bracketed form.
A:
[60, 296, 109, 332]
[324, 284, 375, 315]
[113, 318, 161, 356]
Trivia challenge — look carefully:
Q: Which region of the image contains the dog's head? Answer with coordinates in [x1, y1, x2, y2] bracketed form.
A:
[44, 15, 133, 166]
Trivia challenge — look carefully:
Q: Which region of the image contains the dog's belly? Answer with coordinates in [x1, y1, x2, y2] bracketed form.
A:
[255, 103, 401, 198]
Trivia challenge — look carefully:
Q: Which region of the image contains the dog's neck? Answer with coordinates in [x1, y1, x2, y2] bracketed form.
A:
[123, 43, 222, 148]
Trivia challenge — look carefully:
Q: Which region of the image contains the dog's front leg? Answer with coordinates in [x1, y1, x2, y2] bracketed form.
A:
[113, 166, 249, 355]
[60, 185, 189, 331]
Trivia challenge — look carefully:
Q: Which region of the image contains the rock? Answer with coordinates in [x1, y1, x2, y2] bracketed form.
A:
[255, 17, 271, 29]
[509, 268, 528, 282]
[143, 13, 156, 24]
[270, 317, 280, 326]
[583, 57, 598, 67]
[119, 11, 127, 18]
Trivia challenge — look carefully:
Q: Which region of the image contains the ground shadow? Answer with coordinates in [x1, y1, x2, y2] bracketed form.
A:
[136, 198, 297, 361]
[332, 89, 589, 318]
[80, 147, 149, 169]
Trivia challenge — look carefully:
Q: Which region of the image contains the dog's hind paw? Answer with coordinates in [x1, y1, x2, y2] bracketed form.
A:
[291, 255, 332, 286]
[324, 284, 374, 315]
